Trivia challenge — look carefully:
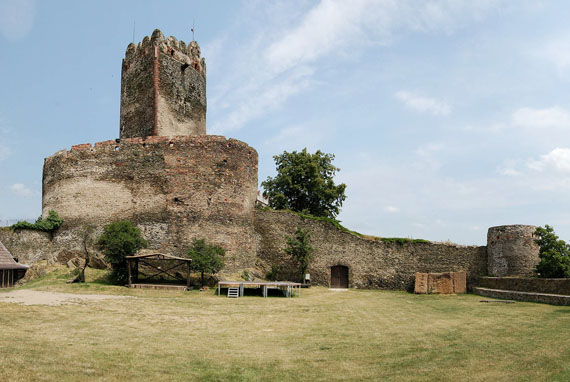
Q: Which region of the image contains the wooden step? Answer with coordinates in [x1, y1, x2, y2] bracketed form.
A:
[473, 287, 570, 306]
[227, 287, 239, 298]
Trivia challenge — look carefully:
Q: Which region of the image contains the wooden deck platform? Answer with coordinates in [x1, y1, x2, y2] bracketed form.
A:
[129, 284, 189, 291]
[217, 281, 303, 297]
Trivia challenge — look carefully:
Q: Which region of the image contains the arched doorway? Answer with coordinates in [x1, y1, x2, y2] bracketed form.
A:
[330, 265, 349, 288]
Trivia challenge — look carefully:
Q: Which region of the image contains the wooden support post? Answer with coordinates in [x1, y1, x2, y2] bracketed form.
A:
[135, 259, 139, 283]
[127, 259, 132, 287]
[186, 262, 191, 291]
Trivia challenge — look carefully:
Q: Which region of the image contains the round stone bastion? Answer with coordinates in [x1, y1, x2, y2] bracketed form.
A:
[487, 225, 539, 277]
[42, 135, 258, 270]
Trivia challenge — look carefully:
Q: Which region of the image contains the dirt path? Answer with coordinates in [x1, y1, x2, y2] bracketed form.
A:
[0, 289, 131, 306]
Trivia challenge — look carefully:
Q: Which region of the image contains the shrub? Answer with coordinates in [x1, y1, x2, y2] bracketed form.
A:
[535, 225, 570, 278]
[12, 210, 63, 233]
[266, 264, 280, 281]
[97, 221, 148, 285]
[187, 239, 225, 287]
[285, 226, 313, 282]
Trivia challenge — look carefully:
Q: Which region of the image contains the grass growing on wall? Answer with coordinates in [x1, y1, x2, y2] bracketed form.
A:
[1, 272, 569, 381]
[379, 237, 431, 246]
[263, 208, 432, 244]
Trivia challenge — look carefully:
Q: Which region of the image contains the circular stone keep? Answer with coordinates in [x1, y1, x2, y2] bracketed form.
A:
[487, 225, 539, 277]
[42, 135, 258, 271]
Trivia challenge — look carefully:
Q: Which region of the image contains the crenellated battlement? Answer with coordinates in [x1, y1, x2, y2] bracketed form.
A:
[124, 29, 206, 78]
[120, 29, 207, 140]
[45, 135, 254, 162]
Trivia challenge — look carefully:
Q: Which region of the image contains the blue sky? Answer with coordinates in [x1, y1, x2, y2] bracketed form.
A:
[1, 0, 570, 245]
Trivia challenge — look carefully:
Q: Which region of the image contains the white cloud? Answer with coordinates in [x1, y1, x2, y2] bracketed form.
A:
[209, 0, 500, 133]
[0, 0, 35, 41]
[10, 183, 34, 197]
[528, 148, 570, 174]
[497, 160, 522, 176]
[395, 91, 451, 116]
[384, 206, 400, 213]
[265, 0, 503, 73]
[512, 107, 570, 129]
[533, 33, 570, 74]
[210, 66, 314, 133]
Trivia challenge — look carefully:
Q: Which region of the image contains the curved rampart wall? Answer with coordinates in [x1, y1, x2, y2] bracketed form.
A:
[487, 225, 539, 277]
[42, 135, 258, 270]
[254, 209, 488, 290]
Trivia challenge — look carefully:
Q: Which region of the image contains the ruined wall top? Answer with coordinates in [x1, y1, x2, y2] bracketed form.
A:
[124, 29, 206, 77]
[120, 29, 207, 139]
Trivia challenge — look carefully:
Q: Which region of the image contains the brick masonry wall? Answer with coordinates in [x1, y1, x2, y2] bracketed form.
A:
[254, 209, 488, 290]
[42, 135, 258, 270]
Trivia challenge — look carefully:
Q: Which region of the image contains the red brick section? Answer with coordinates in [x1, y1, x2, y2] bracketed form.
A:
[94, 140, 117, 148]
[71, 143, 92, 151]
[152, 45, 159, 136]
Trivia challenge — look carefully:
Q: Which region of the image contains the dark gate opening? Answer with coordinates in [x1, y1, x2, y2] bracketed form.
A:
[330, 265, 349, 288]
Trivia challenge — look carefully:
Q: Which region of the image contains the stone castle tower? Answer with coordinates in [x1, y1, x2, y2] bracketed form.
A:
[120, 29, 207, 139]
[42, 30, 258, 271]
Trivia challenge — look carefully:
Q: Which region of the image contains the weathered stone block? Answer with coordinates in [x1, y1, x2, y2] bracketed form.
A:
[414, 272, 429, 294]
[452, 271, 466, 293]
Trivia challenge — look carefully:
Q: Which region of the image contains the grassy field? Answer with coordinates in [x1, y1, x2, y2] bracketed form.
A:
[1, 268, 570, 381]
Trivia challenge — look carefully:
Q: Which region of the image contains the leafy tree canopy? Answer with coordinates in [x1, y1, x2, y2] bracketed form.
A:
[535, 225, 570, 278]
[97, 221, 148, 284]
[261, 148, 346, 218]
[285, 226, 313, 282]
[187, 239, 225, 286]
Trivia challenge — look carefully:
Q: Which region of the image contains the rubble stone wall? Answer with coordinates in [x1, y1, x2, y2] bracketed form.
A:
[120, 29, 206, 139]
[41, 135, 258, 270]
[254, 209, 488, 290]
[487, 225, 539, 277]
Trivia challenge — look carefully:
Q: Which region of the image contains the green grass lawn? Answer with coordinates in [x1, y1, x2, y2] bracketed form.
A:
[1, 268, 569, 381]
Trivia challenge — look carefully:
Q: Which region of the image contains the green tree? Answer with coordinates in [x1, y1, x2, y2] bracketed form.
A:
[187, 239, 226, 286]
[285, 226, 313, 282]
[261, 148, 347, 218]
[97, 221, 148, 284]
[535, 225, 570, 278]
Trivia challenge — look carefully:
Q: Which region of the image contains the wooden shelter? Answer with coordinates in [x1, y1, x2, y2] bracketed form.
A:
[0, 240, 28, 288]
[126, 252, 192, 290]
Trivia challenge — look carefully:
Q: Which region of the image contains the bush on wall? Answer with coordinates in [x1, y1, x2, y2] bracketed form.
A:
[12, 210, 63, 233]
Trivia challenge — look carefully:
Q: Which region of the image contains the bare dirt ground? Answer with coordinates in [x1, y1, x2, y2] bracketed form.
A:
[0, 289, 131, 306]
